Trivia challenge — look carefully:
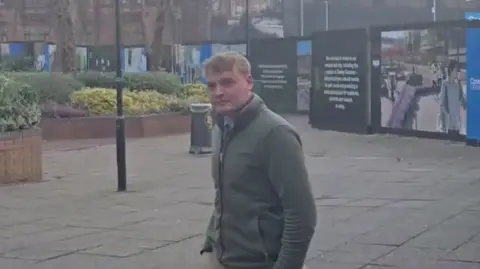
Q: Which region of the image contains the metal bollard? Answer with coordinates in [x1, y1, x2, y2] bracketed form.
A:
[189, 103, 213, 154]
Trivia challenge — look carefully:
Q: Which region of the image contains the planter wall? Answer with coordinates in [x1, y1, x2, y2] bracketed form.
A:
[41, 113, 191, 141]
[0, 129, 43, 184]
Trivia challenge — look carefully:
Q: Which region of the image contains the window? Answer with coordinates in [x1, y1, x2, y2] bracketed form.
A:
[100, 0, 113, 6]
[121, 0, 143, 4]
[23, 0, 49, 8]
[127, 49, 132, 65]
[24, 27, 49, 41]
[386, 0, 427, 7]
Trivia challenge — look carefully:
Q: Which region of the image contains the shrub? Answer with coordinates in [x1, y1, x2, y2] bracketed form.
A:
[0, 56, 35, 72]
[75, 71, 182, 94]
[74, 72, 115, 89]
[0, 74, 40, 132]
[125, 72, 182, 94]
[6, 72, 84, 104]
[70, 88, 183, 116]
[179, 83, 209, 103]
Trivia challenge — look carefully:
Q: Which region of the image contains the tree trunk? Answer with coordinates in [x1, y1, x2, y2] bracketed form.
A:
[75, 0, 90, 44]
[51, 0, 76, 73]
[93, 0, 101, 45]
[141, 0, 172, 71]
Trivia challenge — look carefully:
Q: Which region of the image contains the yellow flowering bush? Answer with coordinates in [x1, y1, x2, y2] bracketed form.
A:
[70, 86, 212, 116]
[179, 83, 210, 103]
[70, 88, 180, 115]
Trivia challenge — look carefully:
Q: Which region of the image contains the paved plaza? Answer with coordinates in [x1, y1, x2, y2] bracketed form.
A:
[0, 116, 479, 269]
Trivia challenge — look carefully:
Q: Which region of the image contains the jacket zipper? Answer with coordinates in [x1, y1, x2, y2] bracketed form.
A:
[217, 128, 230, 263]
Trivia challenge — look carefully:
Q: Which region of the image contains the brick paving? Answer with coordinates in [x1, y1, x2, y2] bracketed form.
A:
[0, 115, 479, 269]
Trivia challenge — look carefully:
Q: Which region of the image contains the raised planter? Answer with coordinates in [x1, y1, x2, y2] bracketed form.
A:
[41, 113, 191, 141]
[0, 129, 43, 184]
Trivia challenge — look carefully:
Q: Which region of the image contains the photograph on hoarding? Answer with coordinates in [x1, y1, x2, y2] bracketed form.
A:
[380, 27, 467, 135]
[296, 40, 311, 111]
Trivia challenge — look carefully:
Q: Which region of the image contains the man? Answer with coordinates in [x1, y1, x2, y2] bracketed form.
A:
[200, 51, 317, 269]
[437, 60, 466, 134]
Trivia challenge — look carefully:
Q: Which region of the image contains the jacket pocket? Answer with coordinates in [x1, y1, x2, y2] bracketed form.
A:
[257, 213, 283, 260]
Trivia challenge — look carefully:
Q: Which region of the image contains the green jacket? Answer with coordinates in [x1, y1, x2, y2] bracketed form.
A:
[201, 94, 317, 269]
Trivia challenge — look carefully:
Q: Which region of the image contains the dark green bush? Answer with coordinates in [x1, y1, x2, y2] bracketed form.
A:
[0, 74, 40, 132]
[124, 72, 182, 94]
[74, 72, 116, 89]
[0, 56, 35, 72]
[6, 72, 84, 104]
[75, 71, 182, 94]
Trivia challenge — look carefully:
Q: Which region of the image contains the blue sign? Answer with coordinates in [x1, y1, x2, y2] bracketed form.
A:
[466, 13, 480, 140]
[297, 40, 311, 56]
[465, 12, 480, 21]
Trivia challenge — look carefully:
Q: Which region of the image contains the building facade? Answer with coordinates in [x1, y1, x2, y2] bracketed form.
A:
[0, 0, 179, 46]
[299, 0, 480, 36]
[0, 0, 478, 45]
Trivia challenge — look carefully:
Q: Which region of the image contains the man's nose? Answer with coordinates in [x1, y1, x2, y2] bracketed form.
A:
[210, 86, 224, 96]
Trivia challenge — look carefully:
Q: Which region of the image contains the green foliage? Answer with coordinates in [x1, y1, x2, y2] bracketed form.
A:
[70, 88, 181, 115]
[75, 71, 182, 94]
[0, 74, 40, 132]
[178, 83, 209, 103]
[74, 72, 116, 88]
[6, 72, 84, 104]
[70, 87, 209, 116]
[124, 72, 182, 94]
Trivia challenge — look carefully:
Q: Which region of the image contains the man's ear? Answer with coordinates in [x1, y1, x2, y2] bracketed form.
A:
[246, 74, 254, 84]
[246, 74, 254, 90]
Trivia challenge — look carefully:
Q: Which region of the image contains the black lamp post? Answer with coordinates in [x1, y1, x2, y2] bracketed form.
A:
[114, 0, 127, 192]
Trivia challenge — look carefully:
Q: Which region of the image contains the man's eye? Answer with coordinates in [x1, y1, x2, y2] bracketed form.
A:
[220, 79, 234, 86]
[207, 83, 216, 89]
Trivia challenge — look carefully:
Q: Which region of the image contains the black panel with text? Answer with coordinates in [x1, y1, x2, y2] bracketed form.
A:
[250, 38, 298, 113]
[311, 28, 368, 133]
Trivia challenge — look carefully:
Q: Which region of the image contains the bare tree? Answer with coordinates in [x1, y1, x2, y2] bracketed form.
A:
[51, 0, 76, 73]
[11, 1, 26, 41]
[141, 0, 175, 71]
[75, 0, 91, 44]
[93, 0, 101, 45]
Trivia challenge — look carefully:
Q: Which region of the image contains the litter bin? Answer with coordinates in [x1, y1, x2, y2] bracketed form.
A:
[189, 103, 213, 154]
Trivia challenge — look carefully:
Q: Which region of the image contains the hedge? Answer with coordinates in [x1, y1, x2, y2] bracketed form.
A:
[0, 71, 210, 121]
[71, 87, 209, 116]
[0, 74, 40, 132]
[75, 71, 182, 95]
[5, 72, 84, 105]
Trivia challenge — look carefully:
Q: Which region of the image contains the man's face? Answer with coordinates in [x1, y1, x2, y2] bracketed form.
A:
[206, 69, 253, 115]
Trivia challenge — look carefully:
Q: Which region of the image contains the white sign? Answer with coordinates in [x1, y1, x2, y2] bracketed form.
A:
[470, 77, 480, 91]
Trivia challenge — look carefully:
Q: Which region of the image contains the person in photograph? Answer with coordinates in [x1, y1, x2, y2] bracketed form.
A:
[437, 60, 466, 134]
[431, 61, 444, 89]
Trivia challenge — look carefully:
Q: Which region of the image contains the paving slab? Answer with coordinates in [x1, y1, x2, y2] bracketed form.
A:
[372, 245, 450, 267]
[405, 224, 477, 249]
[444, 242, 480, 263]
[319, 243, 395, 264]
[0, 257, 37, 269]
[0, 115, 479, 268]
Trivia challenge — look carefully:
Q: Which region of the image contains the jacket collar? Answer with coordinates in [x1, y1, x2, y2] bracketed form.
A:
[215, 93, 264, 133]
